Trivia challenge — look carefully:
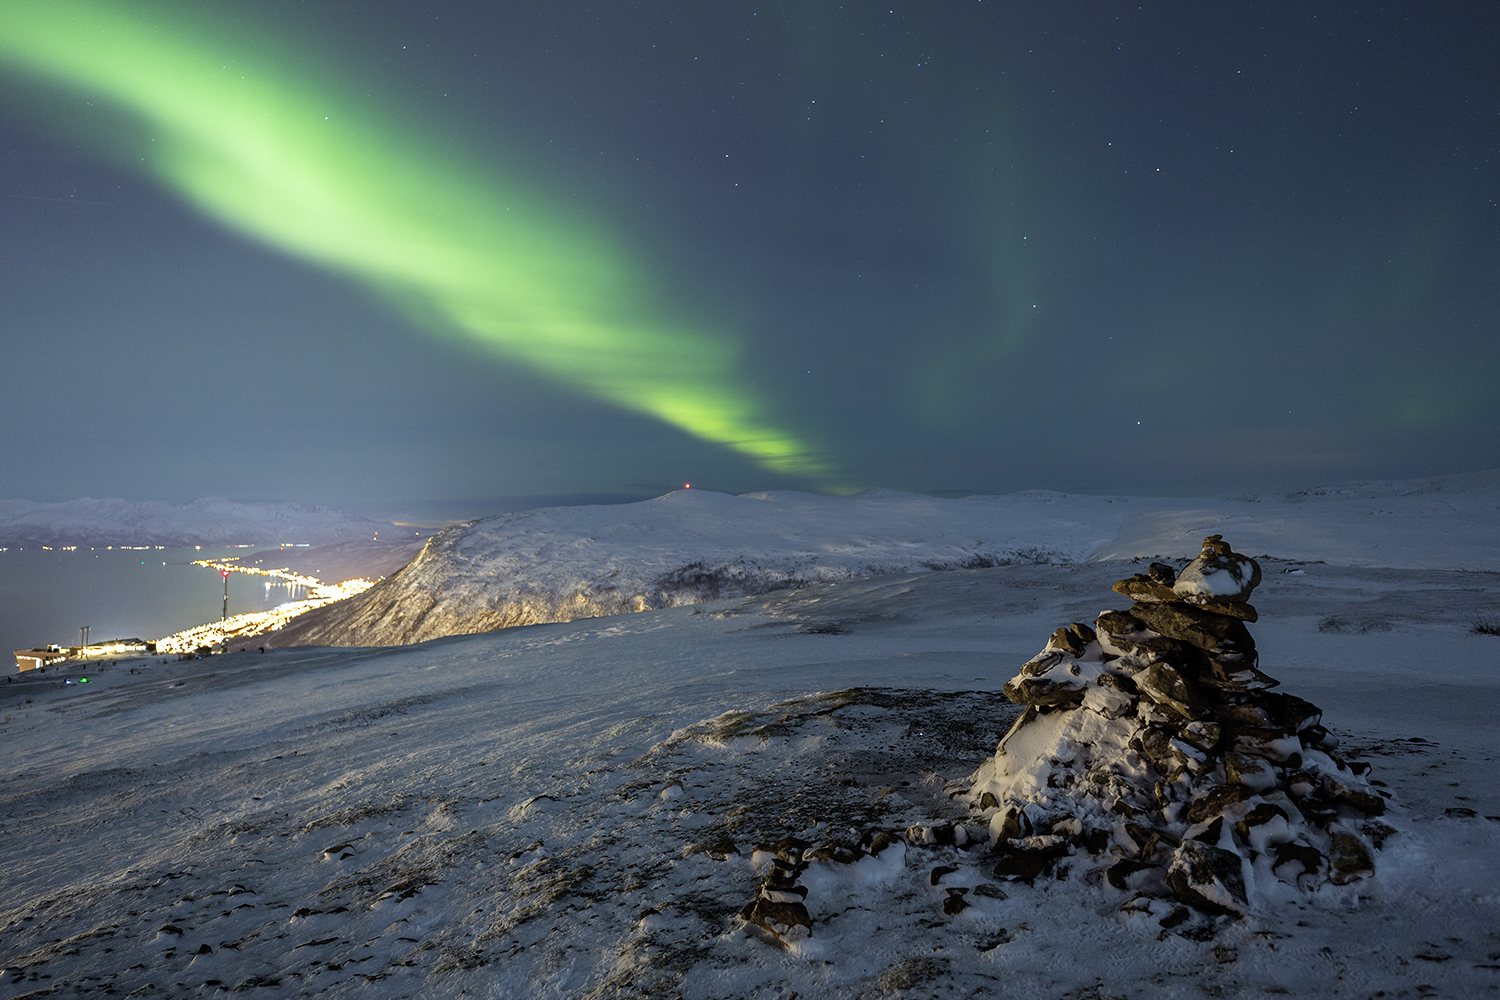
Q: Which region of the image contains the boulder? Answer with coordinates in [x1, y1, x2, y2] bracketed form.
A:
[1130, 601, 1255, 655]
[991, 848, 1053, 881]
[1224, 751, 1278, 793]
[1197, 599, 1258, 622]
[1112, 575, 1180, 603]
[1106, 858, 1161, 891]
[1002, 672, 1087, 708]
[1094, 609, 1191, 663]
[1322, 773, 1386, 816]
[1134, 662, 1210, 720]
[1260, 692, 1323, 733]
[1172, 535, 1262, 604]
[1271, 840, 1324, 881]
[1183, 784, 1250, 826]
[1166, 841, 1248, 917]
[1045, 622, 1097, 656]
[741, 899, 812, 943]
[1002, 649, 1090, 707]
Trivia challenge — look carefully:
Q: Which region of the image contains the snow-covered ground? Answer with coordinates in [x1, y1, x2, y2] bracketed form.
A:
[3, 550, 1498, 996]
[0, 497, 388, 548]
[273, 470, 1500, 647]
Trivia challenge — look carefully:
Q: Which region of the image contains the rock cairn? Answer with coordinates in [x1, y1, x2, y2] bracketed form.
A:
[738, 832, 903, 946]
[967, 535, 1389, 921]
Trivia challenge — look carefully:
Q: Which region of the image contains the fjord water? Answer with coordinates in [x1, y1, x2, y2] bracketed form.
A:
[0, 546, 309, 659]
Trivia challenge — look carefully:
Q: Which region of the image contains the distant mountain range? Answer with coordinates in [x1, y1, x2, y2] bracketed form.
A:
[0, 497, 386, 548]
[269, 470, 1500, 648]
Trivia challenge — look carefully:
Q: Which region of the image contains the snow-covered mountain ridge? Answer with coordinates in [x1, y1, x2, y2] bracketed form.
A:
[0, 497, 386, 547]
[270, 471, 1500, 648]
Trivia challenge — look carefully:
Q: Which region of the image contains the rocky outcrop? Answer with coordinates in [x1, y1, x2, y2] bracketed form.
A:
[968, 535, 1387, 923]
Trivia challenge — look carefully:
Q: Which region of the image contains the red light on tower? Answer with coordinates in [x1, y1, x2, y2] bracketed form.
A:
[684, 483, 691, 489]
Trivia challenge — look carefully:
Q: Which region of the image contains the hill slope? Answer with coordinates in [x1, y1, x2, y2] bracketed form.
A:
[272, 473, 1500, 647]
[3, 558, 1498, 997]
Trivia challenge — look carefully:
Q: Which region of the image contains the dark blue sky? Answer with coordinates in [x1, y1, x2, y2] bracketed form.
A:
[2, 2, 1496, 517]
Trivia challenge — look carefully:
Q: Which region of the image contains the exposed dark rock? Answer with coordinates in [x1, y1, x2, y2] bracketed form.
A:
[741, 899, 812, 944]
[1002, 670, 1088, 708]
[805, 843, 863, 864]
[1094, 609, 1189, 663]
[1166, 841, 1248, 917]
[1260, 692, 1323, 733]
[929, 865, 959, 886]
[1130, 601, 1255, 656]
[770, 836, 811, 862]
[1183, 785, 1250, 826]
[1224, 751, 1278, 792]
[991, 849, 1050, 881]
[1046, 623, 1097, 656]
[1328, 828, 1376, 884]
[1198, 600, 1258, 622]
[1133, 662, 1210, 720]
[1271, 841, 1324, 880]
[1107, 858, 1160, 891]
[1112, 575, 1180, 603]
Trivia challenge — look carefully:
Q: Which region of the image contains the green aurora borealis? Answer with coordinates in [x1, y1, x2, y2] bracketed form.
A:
[1, 1, 1497, 507]
[0, 0, 825, 478]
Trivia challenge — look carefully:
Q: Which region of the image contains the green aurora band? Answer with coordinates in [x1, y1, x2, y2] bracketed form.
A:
[0, 1, 825, 477]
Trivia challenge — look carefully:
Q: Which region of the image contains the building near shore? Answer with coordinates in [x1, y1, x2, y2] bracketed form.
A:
[13, 639, 153, 672]
[13, 646, 67, 672]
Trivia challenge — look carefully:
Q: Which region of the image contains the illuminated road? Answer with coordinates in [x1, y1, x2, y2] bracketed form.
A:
[156, 566, 373, 653]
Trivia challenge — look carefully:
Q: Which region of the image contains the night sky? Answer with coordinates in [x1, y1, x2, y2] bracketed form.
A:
[3, 1, 1497, 517]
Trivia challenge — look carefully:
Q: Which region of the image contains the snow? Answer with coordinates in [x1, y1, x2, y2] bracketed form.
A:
[3, 528, 1499, 997]
[271, 470, 1500, 648]
[0, 497, 387, 548]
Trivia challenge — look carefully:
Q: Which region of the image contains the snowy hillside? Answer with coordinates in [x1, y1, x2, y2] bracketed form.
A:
[3, 554, 1498, 997]
[0, 497, 388, 548]
[272, 472, 1500, 647]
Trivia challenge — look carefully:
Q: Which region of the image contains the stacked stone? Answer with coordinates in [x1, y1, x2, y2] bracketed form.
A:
[969, 535, 1387, 920]
[738, 838, 814, 946]
[738, 832, 903, 946]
